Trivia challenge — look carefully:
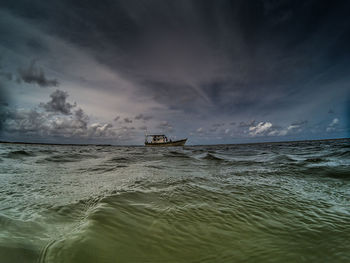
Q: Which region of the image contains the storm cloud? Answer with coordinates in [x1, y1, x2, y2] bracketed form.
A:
[40, 90, 76, 115]
[0, 83, 9, 134]
[157, 121, 174, 133]
[0, 0, 349, 144]
[135, 114, 152, 121]
[123, 118, 133, 124]
[18, 60, 59, 88]
[1, 89, 122, 142]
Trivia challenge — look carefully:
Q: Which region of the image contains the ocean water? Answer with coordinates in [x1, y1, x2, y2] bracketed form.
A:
[0, 139, 349, 263]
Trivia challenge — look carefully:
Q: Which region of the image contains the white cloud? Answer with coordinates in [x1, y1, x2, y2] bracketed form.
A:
[264, 120, 308, 137]
[331, 118, 339, 125]
[89, 123, 114, 137]
[326, 118, 339, 132]
[277, 129, 288, 136]
[249, 122, 272, 136]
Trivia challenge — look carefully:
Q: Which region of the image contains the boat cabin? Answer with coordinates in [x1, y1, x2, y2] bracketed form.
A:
[144, 134, 187, 146]
[145, 134, 170, 144]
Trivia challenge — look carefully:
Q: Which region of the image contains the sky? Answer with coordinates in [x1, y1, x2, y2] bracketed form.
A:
[0, 0, 349, 145]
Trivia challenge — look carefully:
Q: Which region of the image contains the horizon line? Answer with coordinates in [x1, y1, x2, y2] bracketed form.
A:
[0, 137, 348, 147]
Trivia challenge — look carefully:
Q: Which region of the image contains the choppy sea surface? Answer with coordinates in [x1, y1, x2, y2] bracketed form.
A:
[0, 139, 349, 263]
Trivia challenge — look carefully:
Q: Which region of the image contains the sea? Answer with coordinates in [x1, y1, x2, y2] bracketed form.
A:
[0, 139, 349, 263]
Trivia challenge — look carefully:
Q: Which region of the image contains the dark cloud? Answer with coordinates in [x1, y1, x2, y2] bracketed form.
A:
[290, 120, 308, 126]
[156, 121, 173, 132]
[48, 106, 115, 138]
[0, 82, 8, 106]
[123, 118, 133, 123]
[18, 60, 59, 88]
[73, 108, 89, 130]
[134, 113, 152, 121]
[212, 123, 224, 128]
[3, 108, 48, 136]
[40, 89, 76, 115]
[0, 58, 13, 82]
[121, 126, 135, 130]
[114, 116, 120, 121]
[239, 120, 256, 128]
[0, 81, 10, 134]
[347, 96, 350, 137]
[0, 72, 12, 81]
[3, 107, 115, 139]
[141, 80, 207, 114]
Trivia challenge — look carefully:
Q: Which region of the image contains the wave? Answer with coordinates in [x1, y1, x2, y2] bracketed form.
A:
[4, 150, 35, 159]
[84, 164, 128, 173]
[38, 153, 98, 163]
[38, 178, 350, 263]
[107, 156, 133, 164]
[201, 153, 227, 161]
[325, 150, 350, 158]
[163, 151, 192, 159]
[271, 154, 297, 163]
[305, 166, 350, 179]
[108, 156, 129, 161]
[38, 149, 55, 154]
[302, 157, 325, 164]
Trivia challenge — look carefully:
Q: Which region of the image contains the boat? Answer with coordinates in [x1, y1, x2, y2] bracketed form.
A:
[145, 134, 187, 147]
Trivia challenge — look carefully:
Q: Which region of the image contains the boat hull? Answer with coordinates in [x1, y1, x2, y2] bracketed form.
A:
[145, 139, 187, 147]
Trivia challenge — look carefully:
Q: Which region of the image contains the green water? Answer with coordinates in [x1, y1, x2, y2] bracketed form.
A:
[0, 140, 349, 262]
